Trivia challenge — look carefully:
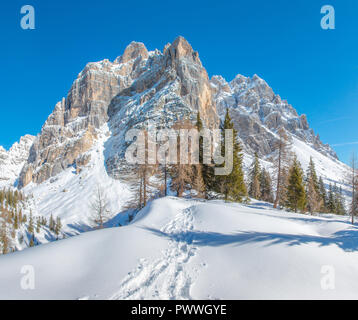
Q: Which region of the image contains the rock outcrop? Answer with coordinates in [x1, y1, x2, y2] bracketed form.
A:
[18, 36, 219, 187]
[0, 135, 35, 187]
[15, 36, 336, 188]
[210, 74, 337, 159]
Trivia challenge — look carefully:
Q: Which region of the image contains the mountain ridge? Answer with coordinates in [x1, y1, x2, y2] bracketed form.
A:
[0, 36, 344, 191]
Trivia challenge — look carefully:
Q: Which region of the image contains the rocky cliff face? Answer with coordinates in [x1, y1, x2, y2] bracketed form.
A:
[211, 74, 337, 159]
[16, 36, 336, 188]
[0, 135, 35, 187]
[18, 36, 219, 187]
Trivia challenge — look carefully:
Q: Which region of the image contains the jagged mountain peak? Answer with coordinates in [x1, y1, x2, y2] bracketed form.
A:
[210, 71, 337, 159]
[18, 36, 219, 187]
[165, 36, 200, 63]
[0, 135, 35, 187]
[12, 36, 339, 189]
[116, 41, 149, 64]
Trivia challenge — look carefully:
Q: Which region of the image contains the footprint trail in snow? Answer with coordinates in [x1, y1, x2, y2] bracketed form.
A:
[110, 205, 200, 300]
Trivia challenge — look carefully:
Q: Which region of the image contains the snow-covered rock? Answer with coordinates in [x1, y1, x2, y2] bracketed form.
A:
[211, 74, 337, 159]
[0, 36, 349, 230]
[18, 36, 219, 187]
[0, 135, 35, 188]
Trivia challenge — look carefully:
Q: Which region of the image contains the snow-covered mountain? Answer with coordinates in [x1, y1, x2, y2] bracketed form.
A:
[211, 74, 337, 159]
[0, 36, 355, 300]
[1, 197, 358, 299]
[0, 135, 35, 188]
[0, 36, 351, 230]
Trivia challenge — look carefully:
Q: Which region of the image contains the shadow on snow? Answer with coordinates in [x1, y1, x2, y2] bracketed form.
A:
[143, 226, 358, 252]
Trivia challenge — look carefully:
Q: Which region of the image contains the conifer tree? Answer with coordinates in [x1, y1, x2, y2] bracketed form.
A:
[49, 214, 55, 231]
[36, 217, 41, 233]
[28, 210, 34, 234]
[348, 152, 358, 224]
[306, 174, 322, 214]
[318, 176, 327, 212]
[14, 213, 18, 230]
[0, 190, 4, 209]
[337, 186, 346, 215]
[248, 153, 261, 199]
[333, 184, 345, 215]
[55, 217, 62, 236]
[306, 157, 320, 193]
[327, 184, 335, 213]
[305, 157, 322, 214]
[286, 155, 306, 212]
[169, 120, 198, 197]
[259, 168, 274, 203]
[0, 219, 9, 254]
[29, 235, 35, 247]
[273, 128, 292, 208]
[196, 112, 215, 198]
[215, 109, 247, 201]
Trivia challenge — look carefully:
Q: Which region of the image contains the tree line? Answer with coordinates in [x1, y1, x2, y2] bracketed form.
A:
[0, 188, 63, 255]
[124, 110, 355, 219]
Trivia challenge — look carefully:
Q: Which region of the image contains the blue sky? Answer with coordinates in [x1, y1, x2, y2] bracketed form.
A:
[0, 0, 357, 164]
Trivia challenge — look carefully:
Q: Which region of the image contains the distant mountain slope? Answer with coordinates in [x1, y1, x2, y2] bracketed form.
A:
[0, 135, 35, 188]
[211, 74, 337, 159]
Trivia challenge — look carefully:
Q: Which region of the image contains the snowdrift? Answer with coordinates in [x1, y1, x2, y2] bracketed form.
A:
[1, 197, 358, 300]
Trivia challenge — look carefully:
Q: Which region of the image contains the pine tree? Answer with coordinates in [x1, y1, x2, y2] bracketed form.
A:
[306, 157, 320, 193]
[318, 176, 327, 212]
[28, 210, 34, 234]
[14, 213, 18, 230]
[327, 184, 335, 213]
[18, 209, 23, 225]
[49, 214, 55, 231]
[196, 112, 214, 198]
[0, 190, 4, 209]
[286, 155, 306, 212]
[337, 186, 346, 215]
[259, 168, 274, 203]
[29, 235, 35, 247]
[215, 109, 247, 201]
[128, 128, 161, 209]
[0, 219, 9, 254]
[347, 152, 358, 224]
[273, 127, 292, 208]
[248, 153, 261, 199]
[55, 217, 62, 236]
[333, 184, 345, 215]
[306, 174, 322, 214]
[36, 217, 41, 233]
[170, 120, 196, 197]
[305, 157, 322, 214]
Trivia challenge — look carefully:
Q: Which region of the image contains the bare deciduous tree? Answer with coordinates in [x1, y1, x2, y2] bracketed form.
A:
[90, 185, 110, 229]
[170, 120, 204, 198]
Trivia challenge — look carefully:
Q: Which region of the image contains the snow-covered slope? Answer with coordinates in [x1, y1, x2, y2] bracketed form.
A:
[0, 37, 353, 266]
[22, 124, 133, 233]
[0, 135, 35, 188]
[1, 197, 358, 300]
[211, 74, 337, 160]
